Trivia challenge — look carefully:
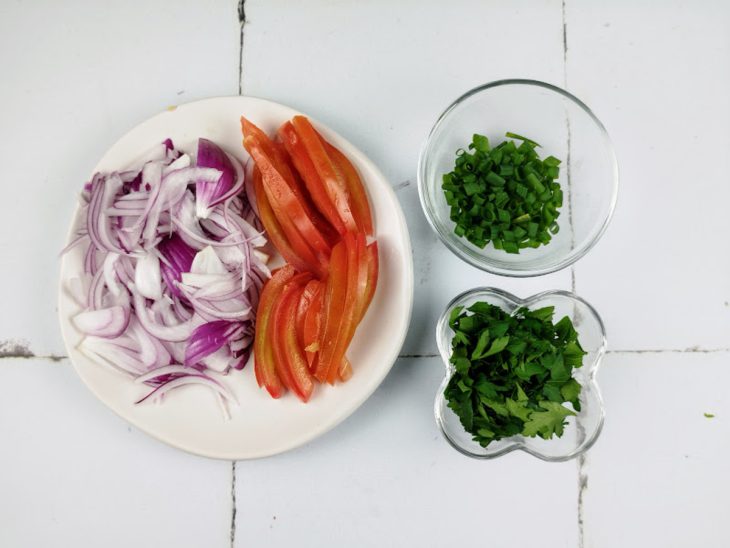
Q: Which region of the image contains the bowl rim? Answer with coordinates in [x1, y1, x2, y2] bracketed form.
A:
[433, 286, 607, 462]
[417, 78, 620, 277]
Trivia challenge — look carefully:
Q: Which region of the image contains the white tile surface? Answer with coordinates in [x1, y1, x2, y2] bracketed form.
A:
[0, 359, 231, 548]
[0, 0, 240, 357]
[243, 0, 572, 355]
[582, 351, 730, 548]
[235, 357, 579, 548]
[566, 1, 730, 350]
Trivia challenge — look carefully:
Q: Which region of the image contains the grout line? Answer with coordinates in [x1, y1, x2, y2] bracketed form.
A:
[393, 179, 412, 191]
[0, 354, 66, 362]
[577, 453, 587, 548]
[396, 348, 730, 360]
[237, 0, 247, 95]
[565, 117, 575, 250]
[1, 348, 726, 362]
[562, 4, 584, 548]
[230, 461, 237, 548]
[570, 267, 576, 293]
[607, 348, 730, 354]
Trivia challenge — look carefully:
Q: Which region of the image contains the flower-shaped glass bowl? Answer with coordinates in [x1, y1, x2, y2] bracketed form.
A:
[418, 79, 619, 277]
[435, 287, 606, 461]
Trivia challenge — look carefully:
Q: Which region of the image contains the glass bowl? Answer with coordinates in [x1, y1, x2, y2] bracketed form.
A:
[418, 79, 619, 277]
[434, 287, 606, 462]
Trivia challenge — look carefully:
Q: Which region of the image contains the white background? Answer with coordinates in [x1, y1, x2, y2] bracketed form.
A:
[1, 1, 729, 547]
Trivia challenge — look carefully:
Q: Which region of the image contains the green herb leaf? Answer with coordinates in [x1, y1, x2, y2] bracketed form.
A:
[471, 329, 491, 360]
[522, 401, 575, 439]
[560, 378, 582, 410]
[506, 398, 532, 421]
[443, 302, 585, 448]
[479, 335, 510, 359]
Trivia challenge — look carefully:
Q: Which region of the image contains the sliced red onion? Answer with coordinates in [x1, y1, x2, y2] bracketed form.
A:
[88, 268, 106, 310]
[136, 167, 220, 249]
[60, 233, 90, 255]
[243, 157, 259, 218]
[180, 272, 228, 288]
[84, 243, 98, 275]
[134, 364, 196, 384]
[190, 245, 227, 275]
[157, 234, 196, 298]
[132, 289, 195, 342]
[127, 318, 171, 369]
[135, 374, 235, 405]
[102, 253, 121, 296]
[177, 285, 252, 323]
[189, 277, 242, 300]
[73, 305, 130, 338]
[125, 141, 170, 169]
[185, 320, 242, 366]
[173, 215, 249, 248]
[80, 336, 147, 376]
[87, 173, 127, 254]
[195, 139, 242, 219]
[116, 192, 149, 203]
[201, 346, 233, 373]
[66, 137, 266, 414]
[231, 344, 252, 370]
[134, 251, 162, 300]
[163, 153, 191, 174]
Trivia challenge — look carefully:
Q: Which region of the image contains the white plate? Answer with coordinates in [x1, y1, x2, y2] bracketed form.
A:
[58, 96, 413, 459]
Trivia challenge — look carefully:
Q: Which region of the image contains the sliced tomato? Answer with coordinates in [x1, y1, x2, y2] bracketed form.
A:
[296, 280, 321, 347]
[303, 282, 324, 370]
[253, 166, 320, 276]
[339, 358, 353, 382]
[291, 116, 358, 233]
[278, 121, 347, 235]
[314, 240, 349, 383]
[242, 117, 299, 186]
[321, 139, 374, 237]
[325, 233, 363, 383]
[254, 265, 297, 398]
[244, 135, 331, 272]
[243, 118, 338, 244]
[349, 232, 369, 324]
[273, 279, 316, 402]
[363, 241, 379, 316]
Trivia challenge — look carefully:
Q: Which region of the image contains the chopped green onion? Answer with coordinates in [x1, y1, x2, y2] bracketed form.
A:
[505, 132, 542, 147]
[442, 132, 563, 253]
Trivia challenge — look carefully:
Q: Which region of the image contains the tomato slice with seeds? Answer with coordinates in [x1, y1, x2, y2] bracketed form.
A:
[324, 232, 362, 383]
[296, 280, 321, 348]
[253, 167, 320, 276]
[362, 241, 379, 321]
[248, 116, 380, 399]
[339, 358, 353, 382]
[244, 135, 331, 270]
[314, 240, 349, 383]
[244, 117, 338, 243]
[273, 278, 316, 402]
[254, 265, 297, 398]
[321, 139, 374, 237]
[303, 283, 324, 370]
[279, 121, 347, 235]
[291, 116, 358, 233]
